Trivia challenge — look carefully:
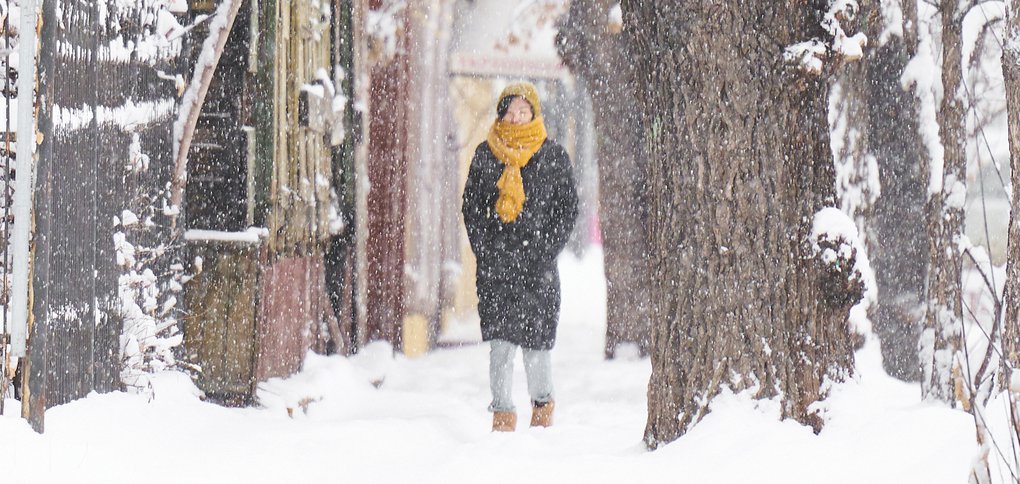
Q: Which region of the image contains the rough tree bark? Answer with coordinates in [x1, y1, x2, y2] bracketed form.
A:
[1001, 1, 1020, 372]
[920, 1, 965, 404]
[863, 4, 927, 382]
[556, 0, 652, 358]
[621, 1, 865, 448]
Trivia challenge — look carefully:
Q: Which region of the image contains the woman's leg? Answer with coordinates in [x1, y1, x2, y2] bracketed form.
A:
[522, 348, 553, 404]
[488, 339, 517, 412]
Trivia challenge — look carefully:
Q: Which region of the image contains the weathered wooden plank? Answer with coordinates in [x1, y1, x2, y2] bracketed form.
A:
[252, 0, 275, 227]
[25, 0, 54, 429]
[365, 29, 409, 346]
[0, 335, 7, 415]
[269, 0, 288, 255]
[185, 1, 253, 233]
[184, 243, 259, 403]
[268, 0, 334, 258]
[257, 254, 328, 380]
[323, 0, 360, 353]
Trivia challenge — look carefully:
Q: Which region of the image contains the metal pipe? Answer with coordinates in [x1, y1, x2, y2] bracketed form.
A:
[248, 0, 259, 73]
[2, 0, 11, 338]
[244, 125, 256, 226]
[10, 0, 39, 357]
[0, 0, 13, 414]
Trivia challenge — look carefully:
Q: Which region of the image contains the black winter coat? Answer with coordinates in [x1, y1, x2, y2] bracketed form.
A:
[462, 139, 579, 350]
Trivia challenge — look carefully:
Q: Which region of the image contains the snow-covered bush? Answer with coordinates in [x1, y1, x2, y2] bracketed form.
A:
[117, 136, 186, 395]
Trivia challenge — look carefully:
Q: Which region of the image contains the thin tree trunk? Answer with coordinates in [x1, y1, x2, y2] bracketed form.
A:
[1001, 1, 1020, 373]
[622, 1, 864, 447]
[557, 0, 651, 358]
[921, 3, 965, 404]
[171, 0, 245, 222]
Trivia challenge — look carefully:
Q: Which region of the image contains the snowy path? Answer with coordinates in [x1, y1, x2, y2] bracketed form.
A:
[2, 248, 979, 483]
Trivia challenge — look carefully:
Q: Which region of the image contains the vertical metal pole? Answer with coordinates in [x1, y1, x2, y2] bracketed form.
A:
[352, 0, 368, 354]
[244, 126, 256, 226]
[248, 0, 259, 73]
[0, 0, 12, 414]
[10, 0, 39, 357]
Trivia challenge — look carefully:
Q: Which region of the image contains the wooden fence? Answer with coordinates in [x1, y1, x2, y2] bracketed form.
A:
[27, 0, 179, 431]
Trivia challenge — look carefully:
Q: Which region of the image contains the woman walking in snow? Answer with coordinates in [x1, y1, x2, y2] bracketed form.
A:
[462, 82, 579, 432]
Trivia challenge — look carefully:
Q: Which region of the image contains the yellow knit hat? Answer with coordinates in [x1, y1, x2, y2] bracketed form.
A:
[497, 82, 542, 119]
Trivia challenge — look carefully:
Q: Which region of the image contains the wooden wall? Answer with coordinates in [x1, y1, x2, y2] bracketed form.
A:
[185, 1, 253, 231]
[182, 0, 350, 402]
[270, 0, 334, 257]
[364, 0, 408, 349]
[183, 244, 260, 404]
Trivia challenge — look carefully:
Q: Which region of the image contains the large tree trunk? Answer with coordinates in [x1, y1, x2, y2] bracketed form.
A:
[1001, 1, 1020, 372]
[621, 2, 864, 447]
[556, 0, 651, 358]
[920, 3, 965, 404]
[864, 22, 927, 382]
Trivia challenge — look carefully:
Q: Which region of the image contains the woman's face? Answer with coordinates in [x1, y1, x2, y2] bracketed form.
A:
[502, 96, 534, 125]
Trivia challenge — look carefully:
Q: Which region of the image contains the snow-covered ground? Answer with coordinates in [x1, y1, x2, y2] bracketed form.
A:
[1, 248, 979, 483]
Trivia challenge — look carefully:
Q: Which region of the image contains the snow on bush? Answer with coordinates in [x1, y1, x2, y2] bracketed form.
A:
[785, 39, 829, 75]
[97, 0, 184, 64]
[823, 0, 868, 60]
[78, 0, 190, 395]
[118, 131, 185, 395]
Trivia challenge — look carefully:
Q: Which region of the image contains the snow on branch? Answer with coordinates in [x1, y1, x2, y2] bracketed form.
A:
[171, 0, 243, 219]
[785, 39, 829, 76]
[877, 0, 905, 45]
[784, 0, 868, 75]
[607, 3, 623, 34]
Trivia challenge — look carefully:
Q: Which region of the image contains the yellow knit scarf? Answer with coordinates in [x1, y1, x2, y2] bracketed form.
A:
[487, 116, 547, 223]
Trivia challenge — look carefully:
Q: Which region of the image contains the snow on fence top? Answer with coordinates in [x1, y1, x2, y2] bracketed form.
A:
[184, 227, 269, 244]
[54, 98, 177, 132]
